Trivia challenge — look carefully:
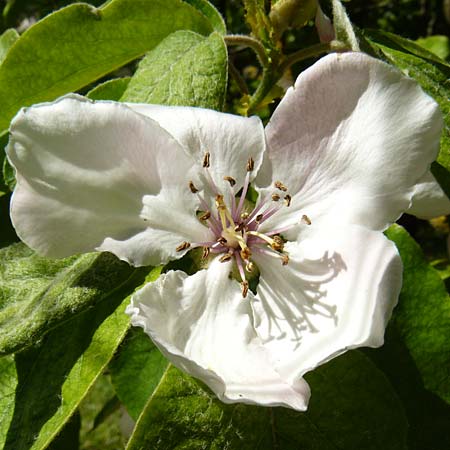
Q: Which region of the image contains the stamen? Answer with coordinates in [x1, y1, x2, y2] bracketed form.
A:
[234, 223, 245, 232]
[223, 176, 236, 187]
[284, 194, 291, 207]
[236, 171, 250, 219]
[188, 181, 198, 193]
[271, 235, 284, 252]
[301, 214, 312, 225]
[241, 212, 249, 220]
[271, 193, 281, 202]
[241, 280, 249, 298]
[199, 211, 211, 221]
[217, 236, 227, 245]
[240, 246, 252, 261]
[255, 214, 264, 223]
[246, 261, 255, 272]
[176, 241, 191, 252]
[203, 151, 210, 168]
[281, 254, 289, 266]
[274, 181, 288, 192]
[246, 157, 254, 172]
[202, 246, 210, 259]
[219, 252, 233, 263]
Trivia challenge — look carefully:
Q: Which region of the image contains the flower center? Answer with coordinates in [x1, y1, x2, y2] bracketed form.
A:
[176, 153, 311, 298]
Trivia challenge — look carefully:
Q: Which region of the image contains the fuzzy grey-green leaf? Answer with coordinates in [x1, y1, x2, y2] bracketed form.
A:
[121, 30, 227, 110]
[0, 243, 143, 355]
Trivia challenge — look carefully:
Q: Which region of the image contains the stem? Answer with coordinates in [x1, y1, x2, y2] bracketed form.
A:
[247, 67, 276, 115]
[279, 42, 332, 74]
[224, 34, 269, 66]
[228, 60, 249, 95]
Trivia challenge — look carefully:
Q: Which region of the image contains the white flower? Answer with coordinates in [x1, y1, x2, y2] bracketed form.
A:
[7, 52, 442, 410]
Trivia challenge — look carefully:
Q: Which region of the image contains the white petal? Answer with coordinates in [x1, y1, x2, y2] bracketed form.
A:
[251, 224, 402, 384]
[7, 94, 208, 264]
[315, 3, 335, 43]
[257, 52, 442, 232]
[127, 103, 266, 193]
[126, 258, 310, 410]
[408, 171, 450, 219]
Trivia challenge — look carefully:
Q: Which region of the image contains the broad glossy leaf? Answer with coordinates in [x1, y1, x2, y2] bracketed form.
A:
[86, 77, 130, 101]
[0, 0, 214, 131]
[416, 35, 450, 61]
[126, 351, 407, 450]
[110, 328, 169, 421]
[0, 29, 18, 64]
[0, 243, 145, 355]
[2, 290, 134, 450]
[121, 30, 227, 110]
[386, 224, 450, 405]
[365, 325, 450, 450]
[363, 30, 450, 182]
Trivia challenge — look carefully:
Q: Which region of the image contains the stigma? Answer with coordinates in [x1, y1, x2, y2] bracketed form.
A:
[176, 153, 311, 298]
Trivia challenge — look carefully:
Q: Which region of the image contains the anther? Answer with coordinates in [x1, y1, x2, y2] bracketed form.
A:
[281, 254, 289, 266]
[234, 223, 245, 232]
[202, 246, 210, 259]
[203, 151, 210, 168]
[271, 235, 284, 252]
[272, 193, 280, 202]
[246, 157, 254, 172]
[240, 246, 252, 260]
[241, 280, 249, 298]
[274, 181, 288, 192]
[255, 214, 263, 223]
[241, 212, 249, 220]
[199, 211, 211, 221]
[219, 252, 233, 263]
[301, 214, 312, 225]
[188, 181, 198, 193]
[176, 241, 191, 252]
[246, 261, 255, 272]
[223, 176, 236, 187]
[215, 194, 226, 210]
[217, 236, 227, 245]
[284, 194, 291, 207]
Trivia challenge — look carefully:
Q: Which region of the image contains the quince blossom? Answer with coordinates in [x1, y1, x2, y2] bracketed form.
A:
[7, 52, 442, 410]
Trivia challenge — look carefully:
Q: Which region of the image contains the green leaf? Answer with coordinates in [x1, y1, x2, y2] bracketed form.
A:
[363, 30, 450, 177]
[0, 243, 145, 355]
[184, 0, 226, 34]
[121, 30, 227, 110]
[110, 328, 169, 421]
[2, 289, 133, 450]
[0, 0, 214, 131]
[126, 351, 407, 450]
[0, 28, 18, 64]
[386, 224, 450, 406]
[86, 77, 130, 101]
[416, 35, 450, 61]
[0, 355, 17, 447]
[365, 325, 450, 450]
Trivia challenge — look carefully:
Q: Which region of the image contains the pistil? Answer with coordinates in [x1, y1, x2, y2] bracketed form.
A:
[176, 152, 310, 297]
